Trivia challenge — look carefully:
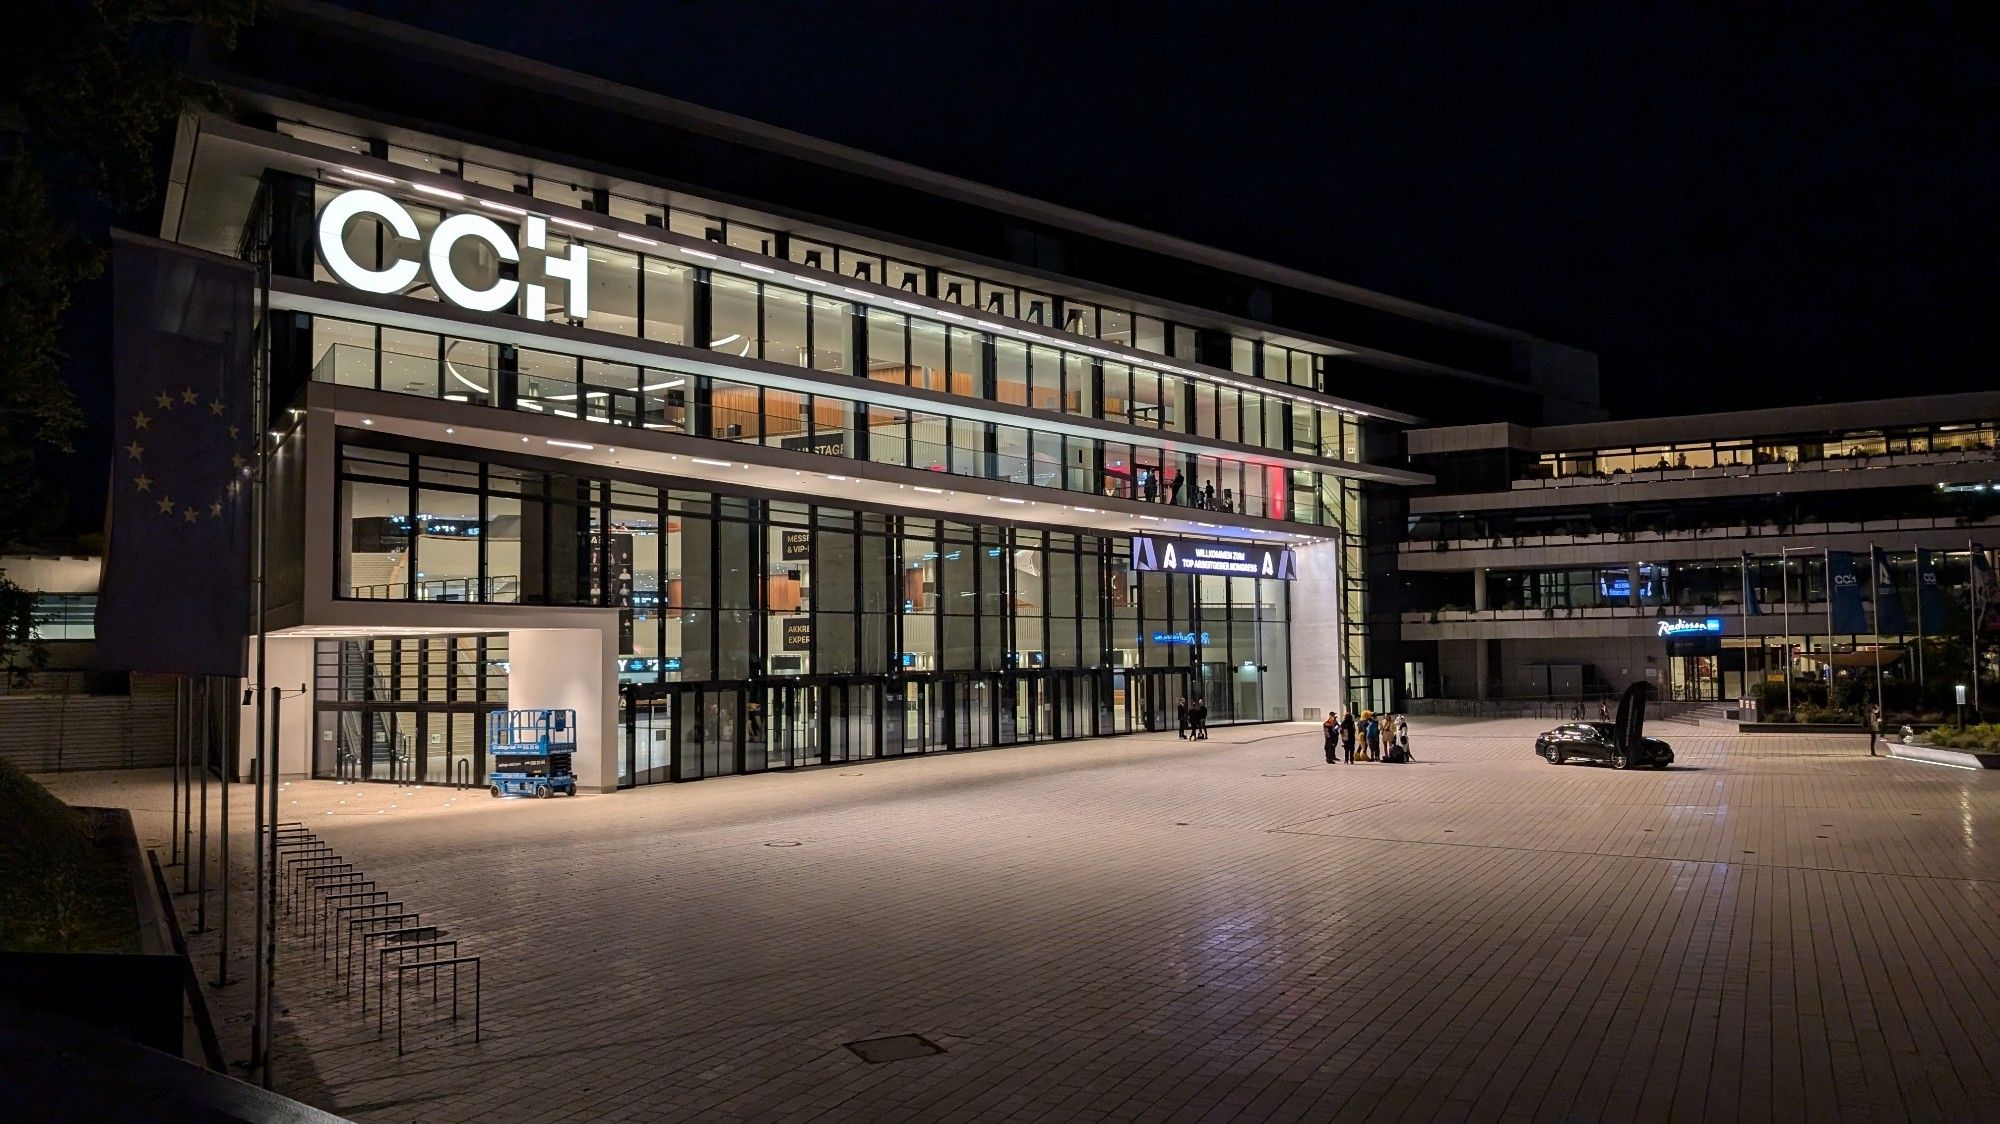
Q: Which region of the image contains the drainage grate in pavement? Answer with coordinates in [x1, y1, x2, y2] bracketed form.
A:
[845, 1034, 945, 1064]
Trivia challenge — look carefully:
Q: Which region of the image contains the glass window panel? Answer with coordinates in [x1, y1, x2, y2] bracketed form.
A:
[910, 320, 947, 392]
[724, 222, 775, 256]
[950, 418, 983, 476]
[810, 296, 851, 373]
[708, 276, 758, 358]
[789, 237, 835, 272]
[1102, 362, 1133, 425]
[1019, 290, 1053, 326]
[868, 405, 908, 466]
[314, 318, 377, 389]
[1131, 367, 1167, 430]
[763, 284, 810, 367]
[938, 272, 976, 306]
[995, 426, 1030, 483]
[910, 413, 949, 472]
[582, 244, 639, 337]
[995, 339, 1029, 406]
[669, 209, 718, 242]
[379, 329, 439, 400]
[517, 349, 578, 418]
[867, 310, 907, 384]
[1133, 315, 1165, 355]
[642, 258, 691, 345]
[709, 379, 760, 441]
[948, 327, 982, 396]
[1100, 308, 1133, 347]
[461, 162, 525, 193]
[761, 387, 808, 448]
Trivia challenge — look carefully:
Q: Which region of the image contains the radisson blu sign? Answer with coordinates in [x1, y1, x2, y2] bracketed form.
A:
[1655, 617, 1724, 638]
[1131, 535, 1296, 580]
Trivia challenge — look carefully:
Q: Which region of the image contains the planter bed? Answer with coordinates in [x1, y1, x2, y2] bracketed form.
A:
[1736, 722, 1866, 733]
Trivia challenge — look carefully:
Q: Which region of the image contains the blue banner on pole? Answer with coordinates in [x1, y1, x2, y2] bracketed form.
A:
[1916, 549, 1947, 634]
[1740, 552, 1759, 615]
[97, 233, 255, 677]
[1871, 547, 1908, 634]
[1827, 551, 1868, 634]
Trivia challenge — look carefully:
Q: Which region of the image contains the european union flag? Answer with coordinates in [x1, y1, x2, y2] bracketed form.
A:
[97, 234, 255, 677]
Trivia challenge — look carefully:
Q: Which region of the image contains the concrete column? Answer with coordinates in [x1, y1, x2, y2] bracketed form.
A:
[1627, 562, 1642, 608]
[506, 627, 620, 793]
[1472, 567, 1488, 612]
[1290, 540, 1343, 716]
[237, 634, 316, 781]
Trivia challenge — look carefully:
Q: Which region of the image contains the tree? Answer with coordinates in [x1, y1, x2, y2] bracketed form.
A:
[0, 0, 254, 679]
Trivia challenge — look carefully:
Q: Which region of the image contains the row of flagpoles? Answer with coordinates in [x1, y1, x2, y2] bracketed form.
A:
[1738, 541, 1997, 714]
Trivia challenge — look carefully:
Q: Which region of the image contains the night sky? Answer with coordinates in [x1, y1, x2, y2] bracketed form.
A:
[335, 1, 1998, 419]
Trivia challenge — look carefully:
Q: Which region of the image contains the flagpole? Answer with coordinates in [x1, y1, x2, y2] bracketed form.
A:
[1741, 552, 1751, 705]
[253, 196, 278, 1091]
[1823, 547, 1834, 689]
[1870, 545, 1884, 716]
[1974, 539, 1984, 719]
[1915, 545, 1926, 693]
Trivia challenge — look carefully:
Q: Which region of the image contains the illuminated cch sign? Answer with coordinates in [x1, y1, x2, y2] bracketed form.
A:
[1131, 534, 1295, 580]
[1656, 617, 1724, 638]
[1150, 631, 1212, 646]
[316, 188, 589, 320]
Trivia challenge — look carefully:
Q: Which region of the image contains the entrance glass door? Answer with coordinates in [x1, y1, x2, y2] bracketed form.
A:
[625, 693, 674, 786]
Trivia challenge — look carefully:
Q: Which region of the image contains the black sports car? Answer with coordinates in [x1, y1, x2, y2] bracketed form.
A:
[1535, 722, 1674, 769]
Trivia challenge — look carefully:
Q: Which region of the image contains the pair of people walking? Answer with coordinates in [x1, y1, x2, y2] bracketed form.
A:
[1176, 696, 1209, 740]
[1322, 709, 1411, 763]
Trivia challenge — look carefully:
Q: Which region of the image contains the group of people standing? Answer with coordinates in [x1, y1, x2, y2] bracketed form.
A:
[1322, 709, 1411, 764]
[1176, 696, 1210, 740]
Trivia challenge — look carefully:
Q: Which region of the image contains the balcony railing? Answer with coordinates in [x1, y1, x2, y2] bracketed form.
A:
[1401, 513, 2000, 554]
[1512, 444, 2000, 491]
[313, 343, 1329, 526]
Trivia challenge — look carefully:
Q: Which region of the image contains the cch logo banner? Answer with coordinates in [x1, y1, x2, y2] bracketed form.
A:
[1130, 534, 1296, 580]
[316, 188, 591, 320]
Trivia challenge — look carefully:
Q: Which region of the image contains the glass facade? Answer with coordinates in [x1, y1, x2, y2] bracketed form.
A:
[335, 439, 1293, 783]
[311, 634, 508, 784]
[280, 120, 1355, 394]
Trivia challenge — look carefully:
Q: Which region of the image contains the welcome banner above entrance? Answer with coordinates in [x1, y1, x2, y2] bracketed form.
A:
[1130, 535, 1296, 580]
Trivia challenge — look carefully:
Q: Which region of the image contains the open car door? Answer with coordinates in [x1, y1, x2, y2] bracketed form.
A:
[1611, 682, 1647, 753]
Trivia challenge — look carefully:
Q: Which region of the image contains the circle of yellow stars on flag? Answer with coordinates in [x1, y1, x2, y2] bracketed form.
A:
[124, 385, 247, 525]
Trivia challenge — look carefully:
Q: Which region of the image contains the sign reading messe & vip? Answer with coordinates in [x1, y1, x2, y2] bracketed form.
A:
[1130, 535, 1296, 580]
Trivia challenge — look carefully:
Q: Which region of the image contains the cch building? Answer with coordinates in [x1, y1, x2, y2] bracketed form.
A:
[124, 2, 1601, 791]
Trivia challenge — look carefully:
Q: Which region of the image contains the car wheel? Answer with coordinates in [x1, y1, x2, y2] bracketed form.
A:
[1552, 747, 1565, 765]
[1612, 753, 1630, 770]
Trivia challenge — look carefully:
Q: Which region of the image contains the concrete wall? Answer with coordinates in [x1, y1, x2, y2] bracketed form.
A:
[506, 627, 619, 793]
[0, 555, 101, 593]
[237, 634, 315, 780]
[1290, 541, 1342, 717]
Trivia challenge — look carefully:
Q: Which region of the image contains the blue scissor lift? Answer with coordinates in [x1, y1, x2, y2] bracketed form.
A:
[486, 709, 579, 798]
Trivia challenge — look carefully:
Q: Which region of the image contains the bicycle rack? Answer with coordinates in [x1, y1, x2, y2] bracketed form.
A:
[454, 758, 474, 789]
[260, 823, 489, 1057]
[396, 957, 480, 1055]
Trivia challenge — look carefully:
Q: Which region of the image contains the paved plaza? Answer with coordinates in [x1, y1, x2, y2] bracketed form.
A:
[44, 717, 2000, 1122]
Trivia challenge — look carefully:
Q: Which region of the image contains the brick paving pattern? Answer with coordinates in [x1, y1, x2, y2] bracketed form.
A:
[44, 718, 2000, 1122]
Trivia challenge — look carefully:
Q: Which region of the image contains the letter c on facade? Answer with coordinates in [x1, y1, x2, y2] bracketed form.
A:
[428, 213, 521, 312]
[317, 189, 422, 294]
